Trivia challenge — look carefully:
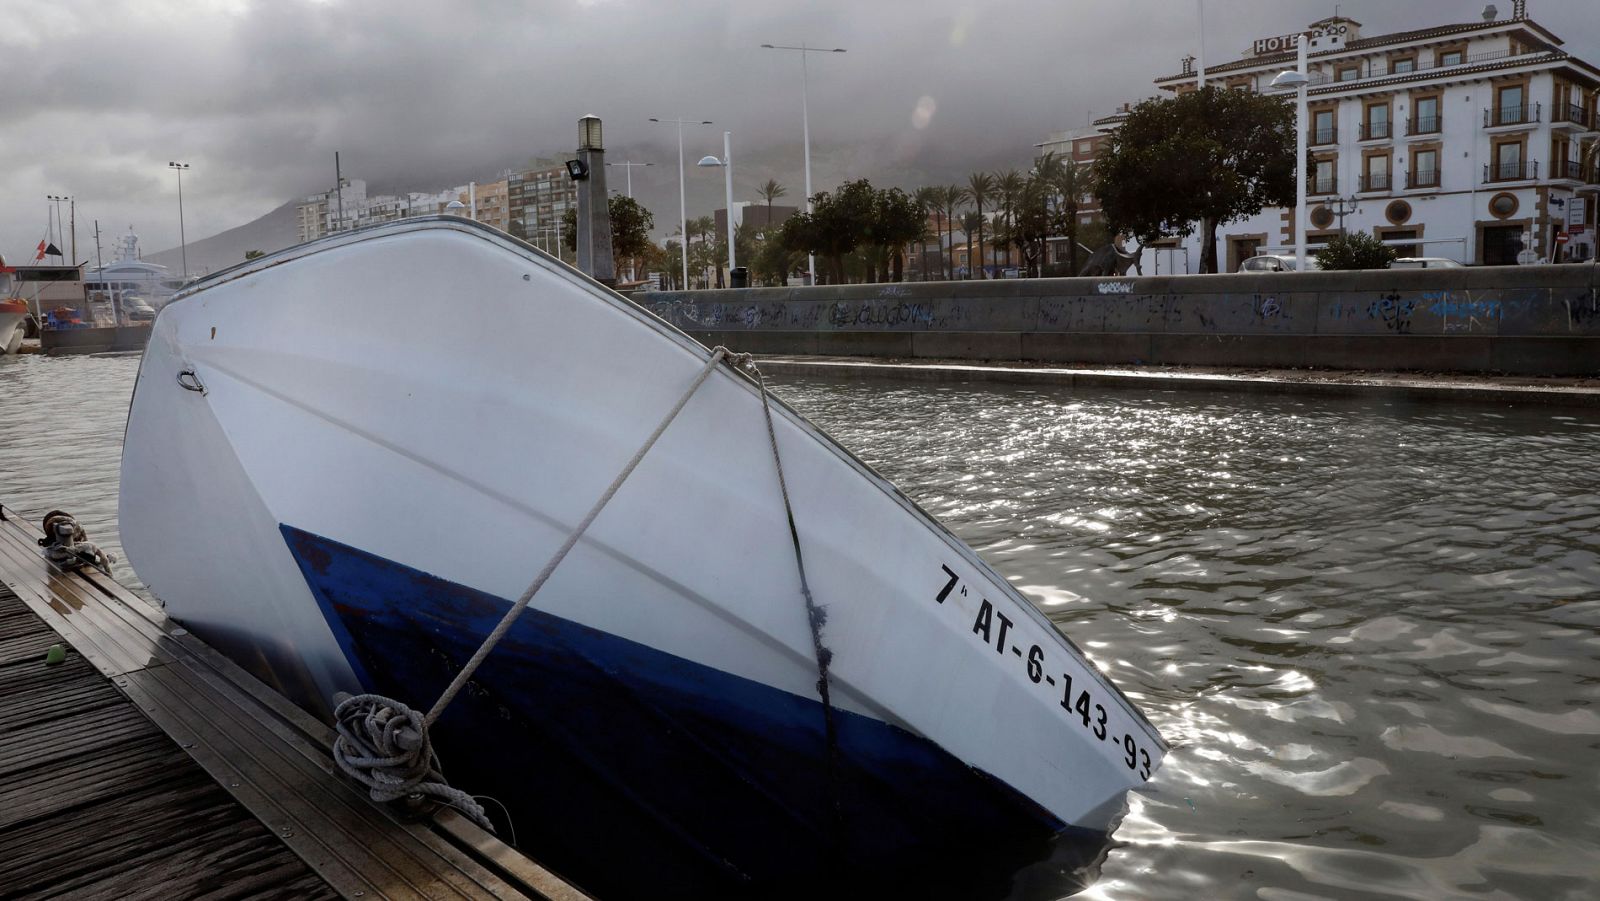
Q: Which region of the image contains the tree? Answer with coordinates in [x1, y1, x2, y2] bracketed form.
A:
[1093, 86, 1297, 273]
[993, 170, 1025, 272]
[756, 179, 787, 234]
[1006, 178, 1058, 277]
[872, 187, 928, 283]
[1037, 150, 1098, 275]
[778, 179, 877, 284]
[912, 187, 941, 280]
[1315, 232, 1397, 270]
[558, 196, 656, 270]
[940, 185, 967, 280]
[965, 172, 995, 278]
[960, 211, 982, 276]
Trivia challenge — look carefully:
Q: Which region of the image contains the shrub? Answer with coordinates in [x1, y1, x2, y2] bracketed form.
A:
[1315, 232, 1397, 270]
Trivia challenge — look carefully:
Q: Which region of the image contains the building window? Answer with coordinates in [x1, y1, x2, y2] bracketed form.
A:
[1363, 103, 1390, 140]
[1491, 141, 1524, 180]
[1439, 49, 1464, 66]
[1496, 84, 1527, 125]
[1337, 64, 1360, 82]
[1412, 96, 1441, 134]
[1311, 156, 1337, 194]
[1313, 109, 1336, 145]
[1411, 148, 1439, 188]
[1390, 57, 1416, 74]
[1363, 154, 1391, 192]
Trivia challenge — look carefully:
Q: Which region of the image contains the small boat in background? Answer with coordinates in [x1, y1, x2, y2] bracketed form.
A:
[120, 217, 1165, 899]
[0, 298, 26, 354]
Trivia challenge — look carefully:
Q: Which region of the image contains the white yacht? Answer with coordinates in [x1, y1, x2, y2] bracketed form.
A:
[85, 229, 188, 312]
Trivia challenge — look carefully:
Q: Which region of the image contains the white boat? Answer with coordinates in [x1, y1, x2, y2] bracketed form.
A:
[0, 299, 25, 354]
[1, 265, 28, 353]
[85, 228, 188, 312]
[120, 217, 1165, 899]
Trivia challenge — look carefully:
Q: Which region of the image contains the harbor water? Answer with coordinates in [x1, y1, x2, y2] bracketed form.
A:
[2, 353, 1597, 900]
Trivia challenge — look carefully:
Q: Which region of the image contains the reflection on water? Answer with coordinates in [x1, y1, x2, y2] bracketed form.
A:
[769, 376, 1600, 901]
[0, 355, 141, 588]
[4, 355, 1598, 899]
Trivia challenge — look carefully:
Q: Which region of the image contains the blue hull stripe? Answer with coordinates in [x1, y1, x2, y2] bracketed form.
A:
[281, 524, 1111, 899]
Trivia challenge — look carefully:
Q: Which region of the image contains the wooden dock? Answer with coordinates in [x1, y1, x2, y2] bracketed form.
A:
[0, 504, 593, 901]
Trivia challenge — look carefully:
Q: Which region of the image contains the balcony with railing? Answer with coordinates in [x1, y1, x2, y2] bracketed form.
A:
[1405, 116, 1441, 137]
[1553, 103, 1590, 130]
[1308, 174, 1338, 196]
[1358, 120, 1392, 142]
[1311, 126, 1338, 146]
[1406, 169, 1440, 189]
[1303, 47, 1558, 87]
[1484, 102, 1541, 128]
[1358, 172, 1392, 193]
[1483, 160, 1538, 183]
[1552, 158, 1586, 181]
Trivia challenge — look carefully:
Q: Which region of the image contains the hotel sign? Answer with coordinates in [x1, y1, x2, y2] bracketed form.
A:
[1253, 23, 1350, 56]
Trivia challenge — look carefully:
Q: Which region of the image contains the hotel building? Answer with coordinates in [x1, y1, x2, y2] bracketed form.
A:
[1052, 3, 1599, 271]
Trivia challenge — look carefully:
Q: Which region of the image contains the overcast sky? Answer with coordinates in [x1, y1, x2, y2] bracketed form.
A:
[2, 0, 1596, 260]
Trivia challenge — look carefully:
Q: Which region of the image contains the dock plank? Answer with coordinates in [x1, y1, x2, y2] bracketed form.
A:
[0, 590, 339, 901]
[0, 507, 591, 900]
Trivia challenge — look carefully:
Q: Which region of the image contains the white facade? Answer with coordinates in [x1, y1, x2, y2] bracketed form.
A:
[1147, 9, 1599, 271]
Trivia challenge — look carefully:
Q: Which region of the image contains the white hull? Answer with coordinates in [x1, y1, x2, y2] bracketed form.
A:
[1, 311, 26, 354]
[120, 218, 1164, 895]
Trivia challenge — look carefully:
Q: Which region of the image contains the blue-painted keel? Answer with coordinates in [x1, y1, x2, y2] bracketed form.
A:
[282, 524, 1111, 900]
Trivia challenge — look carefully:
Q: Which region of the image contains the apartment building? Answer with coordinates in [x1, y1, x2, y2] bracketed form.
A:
[506, 160, 578, 245]
[461, 178, 510, 233]
[296, 179, 469, 242]
[1149, 3, 1599, 268]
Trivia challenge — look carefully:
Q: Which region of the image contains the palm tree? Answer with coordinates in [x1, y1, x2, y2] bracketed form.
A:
[912, 187, 940, 280]
[941, 185, 968, 281]
[993, 170, 1026, 273]
[960, 211, 983, 278]
[1051, 160, 1096, 275]
[965, 172, 995, 278]
[756, 179, 787, 235]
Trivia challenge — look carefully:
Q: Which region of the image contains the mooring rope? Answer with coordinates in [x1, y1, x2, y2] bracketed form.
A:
[335, 346, 732, 831]
[724, 353, 842, 829]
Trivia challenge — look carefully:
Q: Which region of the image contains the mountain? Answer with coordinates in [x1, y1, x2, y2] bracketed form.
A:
[146, 200, 301, 276]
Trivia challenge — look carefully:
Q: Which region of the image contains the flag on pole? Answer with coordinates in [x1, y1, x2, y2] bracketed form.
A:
[34, 240, 46, 261]
[44, 243, 62, 258]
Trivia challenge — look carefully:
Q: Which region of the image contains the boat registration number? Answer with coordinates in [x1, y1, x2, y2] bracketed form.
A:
[936, 564, 1153, 781]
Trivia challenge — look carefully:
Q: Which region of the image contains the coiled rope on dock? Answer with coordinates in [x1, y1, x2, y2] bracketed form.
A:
[333, 347, 836, 835]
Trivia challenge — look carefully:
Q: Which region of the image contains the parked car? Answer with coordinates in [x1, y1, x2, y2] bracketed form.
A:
[1390, 257, 1464, 269]
[1239, 254, 1323, 272]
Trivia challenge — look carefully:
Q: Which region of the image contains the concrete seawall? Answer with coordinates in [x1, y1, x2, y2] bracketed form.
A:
[638, 264, 1600, 376]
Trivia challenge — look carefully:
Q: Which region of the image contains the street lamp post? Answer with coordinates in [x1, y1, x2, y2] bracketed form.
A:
[761, 42, 846, 286]
[168, 162, 191, 279]
[650, 117, 712, 290]
[606, 161, 653, 198]
[697, 131, 736, 279]
[1270, 38, 1310, 271]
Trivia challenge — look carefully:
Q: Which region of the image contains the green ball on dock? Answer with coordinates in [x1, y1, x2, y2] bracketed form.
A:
[44, 644, 66, 665]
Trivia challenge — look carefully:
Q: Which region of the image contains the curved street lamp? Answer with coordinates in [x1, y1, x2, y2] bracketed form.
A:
[1269, 41, 1310, 271]
[696, 132, 736, 278]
